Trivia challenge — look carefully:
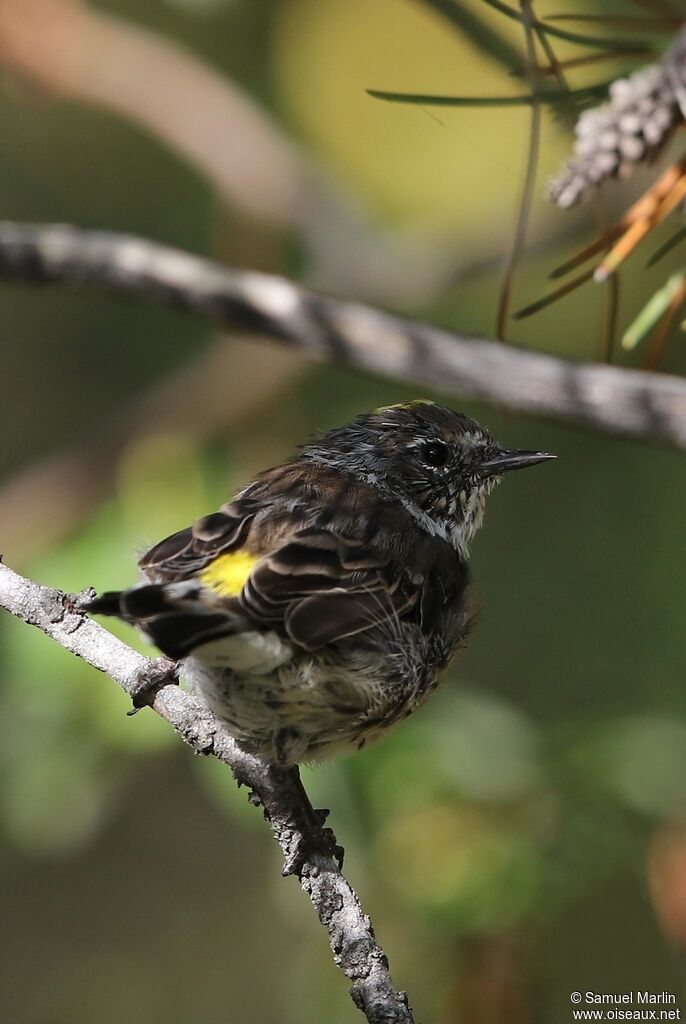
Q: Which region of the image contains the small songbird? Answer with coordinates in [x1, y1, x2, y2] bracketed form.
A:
[87, 402, 554, 766]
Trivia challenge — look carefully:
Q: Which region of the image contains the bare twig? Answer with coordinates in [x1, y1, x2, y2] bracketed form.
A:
[0, 561, 413, 1024]
[1, 221, 686, 450]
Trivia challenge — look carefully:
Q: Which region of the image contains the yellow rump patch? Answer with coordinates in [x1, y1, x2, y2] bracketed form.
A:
[200, 550, 260, 596]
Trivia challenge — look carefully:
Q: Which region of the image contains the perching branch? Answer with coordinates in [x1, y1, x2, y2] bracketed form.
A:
[1, 221, 686, 449]
[0, 561, 413, 1024]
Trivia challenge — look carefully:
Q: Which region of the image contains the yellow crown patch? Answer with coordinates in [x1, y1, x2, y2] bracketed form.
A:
[374, 399, 435, 414]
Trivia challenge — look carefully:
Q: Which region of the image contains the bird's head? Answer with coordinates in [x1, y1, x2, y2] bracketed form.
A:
[301, 401, 555, 556]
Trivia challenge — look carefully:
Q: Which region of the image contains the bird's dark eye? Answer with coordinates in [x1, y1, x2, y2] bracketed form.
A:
[421, 441, 449, 468]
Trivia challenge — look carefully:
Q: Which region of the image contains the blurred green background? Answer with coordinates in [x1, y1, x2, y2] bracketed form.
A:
[2, 1, 686, 1022]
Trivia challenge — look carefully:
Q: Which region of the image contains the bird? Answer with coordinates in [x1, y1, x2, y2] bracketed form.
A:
[87, 401, 554, 768]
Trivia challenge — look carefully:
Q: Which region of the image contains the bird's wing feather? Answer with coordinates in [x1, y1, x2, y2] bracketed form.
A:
[239, 532, 417, 650]
[135, 484, 433, 654]
[139, 507, 254, 581]
[153, 517, 419, 652]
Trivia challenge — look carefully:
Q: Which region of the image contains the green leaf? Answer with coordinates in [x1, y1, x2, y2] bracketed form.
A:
[479, 0, 663, 51]
[420, 0, 523, 73]
[646, 226, 686, 268]
[621, 271, 686, 350]
[367, 82, 612, 109]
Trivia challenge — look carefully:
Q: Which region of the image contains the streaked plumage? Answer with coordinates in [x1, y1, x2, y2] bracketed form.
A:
[87, 402, 553, 764]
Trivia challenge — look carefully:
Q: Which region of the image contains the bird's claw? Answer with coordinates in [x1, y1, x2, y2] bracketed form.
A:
[282, 819, 345, 877]
[128, 658, 178, 714]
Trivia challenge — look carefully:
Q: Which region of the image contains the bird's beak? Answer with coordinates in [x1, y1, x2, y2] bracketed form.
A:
[480, 448, 556, 478]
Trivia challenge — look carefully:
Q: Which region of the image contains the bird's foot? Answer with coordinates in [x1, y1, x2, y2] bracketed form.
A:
[278, 765, 345, 875]
[127, 657, 179, 715]
[282, 819, 345, 877]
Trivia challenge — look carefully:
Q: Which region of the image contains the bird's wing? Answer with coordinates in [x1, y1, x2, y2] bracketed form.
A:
[96, 468, 444, 655]
[199, 526, 419, 651]
[128, 528, 417, 656]
[135, 483, 426, 651]
[139, 506, 255, 581]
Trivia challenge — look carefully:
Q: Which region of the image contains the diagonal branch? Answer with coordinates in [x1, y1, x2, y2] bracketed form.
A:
[0, 561, 413, 1024]
[1, 222, 686, 450]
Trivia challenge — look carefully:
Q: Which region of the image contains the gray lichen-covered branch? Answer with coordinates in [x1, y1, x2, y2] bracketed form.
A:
[0, 222, 686, 450]
[0, 562, 413, 1024]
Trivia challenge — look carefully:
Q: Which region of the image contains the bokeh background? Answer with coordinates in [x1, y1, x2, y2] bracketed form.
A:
[2, 2, 686, 1022]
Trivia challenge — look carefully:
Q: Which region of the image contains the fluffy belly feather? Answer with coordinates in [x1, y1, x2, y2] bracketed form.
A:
[182, 625, 445, 764]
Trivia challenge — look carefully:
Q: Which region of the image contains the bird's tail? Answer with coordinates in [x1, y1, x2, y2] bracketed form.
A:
[84, 590, 125, 616]
[84, 582, 241, 660]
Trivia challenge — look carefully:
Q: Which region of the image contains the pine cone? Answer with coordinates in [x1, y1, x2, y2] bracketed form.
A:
[549, 29, 686, 209]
